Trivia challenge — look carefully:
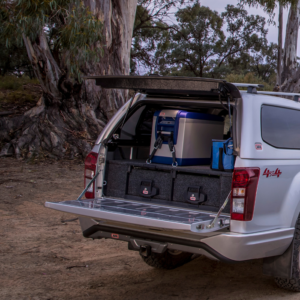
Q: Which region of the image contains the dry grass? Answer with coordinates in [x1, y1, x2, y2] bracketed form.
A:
[0, 75, 39, 91]
[0, 76, 42, 114]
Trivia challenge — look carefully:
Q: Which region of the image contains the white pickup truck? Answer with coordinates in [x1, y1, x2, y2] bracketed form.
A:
[46, 76, 300, 292]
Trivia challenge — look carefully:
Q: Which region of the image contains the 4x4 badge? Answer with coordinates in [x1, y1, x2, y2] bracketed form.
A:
[263, 168, 282, 178]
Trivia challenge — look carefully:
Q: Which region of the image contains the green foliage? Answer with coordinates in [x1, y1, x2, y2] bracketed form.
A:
[132, 1, 276, 83]
[131, 0, 194, 74]
[1, 0, 68, 45]
[208, 42, 277, 83]
[225, 72, 275, 91]
[131, 5, 168, 73]
[0, 42, 33, 77]
[220, 5, 267, 55]
[55, 1, 104, 76]
[238, 0, 298, 23]
[154, 3, 269, 79]
[239, 0, 298, 13]
[158, 4, 224, 77]
[250, 43, 277, 80]
[0, 0, 103, 79]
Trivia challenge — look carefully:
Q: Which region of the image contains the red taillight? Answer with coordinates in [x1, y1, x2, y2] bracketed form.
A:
[84, 152, 98, 199]
[232, 170, 250, 187]
[231, 168, 260, 221]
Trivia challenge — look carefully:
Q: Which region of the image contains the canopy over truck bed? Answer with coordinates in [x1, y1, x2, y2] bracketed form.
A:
[84, 75, 242, 98]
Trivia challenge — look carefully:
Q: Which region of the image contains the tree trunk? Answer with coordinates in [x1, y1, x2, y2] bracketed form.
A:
[277, 4, 283, 86]
[83, 0, 137, 120]
[281, 1, 300, 87]
[0, 0, 137, 160]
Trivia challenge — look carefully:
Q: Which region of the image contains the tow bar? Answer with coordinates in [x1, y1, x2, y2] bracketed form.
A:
[129, 238, 168, 257]
[140, 245, 152, 258]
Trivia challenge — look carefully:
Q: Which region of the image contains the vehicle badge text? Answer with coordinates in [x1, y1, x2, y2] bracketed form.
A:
[263, 168, 282, 178]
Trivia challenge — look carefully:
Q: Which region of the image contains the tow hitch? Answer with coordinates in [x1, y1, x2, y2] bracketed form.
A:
[139, 245, 152, 258]
[128, 238, 168, 257]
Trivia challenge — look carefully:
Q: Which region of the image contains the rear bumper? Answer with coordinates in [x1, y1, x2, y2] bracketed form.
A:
[83, 223, 235, 262]
[201, 227, 294, 261]
[81, 219, 294, 262]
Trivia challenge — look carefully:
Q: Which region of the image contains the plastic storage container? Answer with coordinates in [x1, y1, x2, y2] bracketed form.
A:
[149, 110, 224, 166]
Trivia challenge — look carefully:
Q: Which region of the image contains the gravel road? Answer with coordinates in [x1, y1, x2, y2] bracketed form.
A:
[0, 157, 299, 300]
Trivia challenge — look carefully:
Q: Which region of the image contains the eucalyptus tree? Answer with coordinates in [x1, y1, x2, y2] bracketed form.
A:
[131, 0, 193, 74]
[0, 0, 137, 159]
[280, 0, 300, 89]
[155, 4, 224, 77]
[239, 0, 300, 89]
[155, 4, 268, 78]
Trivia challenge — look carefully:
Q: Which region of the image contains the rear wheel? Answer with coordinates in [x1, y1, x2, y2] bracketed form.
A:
[140, 250, 193, 270]
[275, 218, 300, 292]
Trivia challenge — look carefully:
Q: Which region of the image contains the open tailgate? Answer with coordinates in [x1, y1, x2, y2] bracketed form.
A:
[45, 197, 230, 233]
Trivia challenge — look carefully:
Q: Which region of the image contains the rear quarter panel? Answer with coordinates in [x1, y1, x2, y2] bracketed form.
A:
[232, 93, 300, 233]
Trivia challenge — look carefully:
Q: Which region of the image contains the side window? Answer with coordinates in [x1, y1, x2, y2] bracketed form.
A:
[261, 105, 300, 149]
[136, 109, 154, 136]
[120, 106, 146, 139]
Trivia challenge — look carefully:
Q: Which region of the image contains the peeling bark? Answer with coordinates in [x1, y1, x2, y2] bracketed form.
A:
[1, 1, 137, 160]
[277, 4, 283, 86]
[83, 0, 137, 119]
[281, 1, 300, 86]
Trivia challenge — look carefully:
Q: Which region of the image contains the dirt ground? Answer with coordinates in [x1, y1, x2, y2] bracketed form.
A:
[0, 157, 299, 300]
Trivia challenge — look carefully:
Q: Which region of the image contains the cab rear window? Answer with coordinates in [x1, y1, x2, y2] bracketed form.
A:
[261, 104, 300, 149]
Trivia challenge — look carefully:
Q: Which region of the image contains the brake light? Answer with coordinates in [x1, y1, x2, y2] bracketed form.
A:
[231, 168, 260, 221]
[84, 152, 98, 199]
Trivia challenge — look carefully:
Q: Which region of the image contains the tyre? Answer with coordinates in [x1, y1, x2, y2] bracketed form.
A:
[140, 250, 193, 270]
[275, 217, 300, 292]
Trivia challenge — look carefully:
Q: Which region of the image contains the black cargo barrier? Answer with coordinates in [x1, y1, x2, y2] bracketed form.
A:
[104, 160, 232, 213]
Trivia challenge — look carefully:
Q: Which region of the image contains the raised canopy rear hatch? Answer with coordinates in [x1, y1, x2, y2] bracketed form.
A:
[45, 76, 238, 235]
[84, 75, 241, 98]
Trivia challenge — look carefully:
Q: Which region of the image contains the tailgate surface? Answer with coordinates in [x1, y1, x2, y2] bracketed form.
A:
[45, 198, 229, 233]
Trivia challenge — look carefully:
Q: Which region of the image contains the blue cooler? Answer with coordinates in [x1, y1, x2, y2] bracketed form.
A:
[148, 110, 224, 166]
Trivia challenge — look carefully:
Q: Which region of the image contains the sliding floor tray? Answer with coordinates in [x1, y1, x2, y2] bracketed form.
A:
[45, 198, 230, 233]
